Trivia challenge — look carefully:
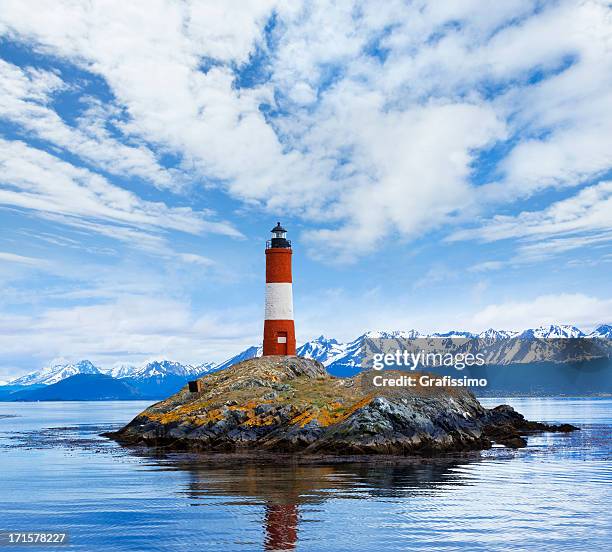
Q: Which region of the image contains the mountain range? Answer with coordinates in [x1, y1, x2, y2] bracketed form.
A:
[1, 324, 610, 400]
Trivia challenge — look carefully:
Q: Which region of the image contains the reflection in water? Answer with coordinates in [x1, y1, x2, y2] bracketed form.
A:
[265, 504, 298, 551]
[139, 452, 478, 551]
[1, 400, 610, 551]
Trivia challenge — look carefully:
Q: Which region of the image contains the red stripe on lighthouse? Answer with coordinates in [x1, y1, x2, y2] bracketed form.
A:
[263, 319, 295, 355]
[265, 248, 292, 282]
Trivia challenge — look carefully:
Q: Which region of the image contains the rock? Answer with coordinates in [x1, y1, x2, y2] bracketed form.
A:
[104, 358, 578, 456]
[556, 423, 579, 432]
[254, 403, 275, 415]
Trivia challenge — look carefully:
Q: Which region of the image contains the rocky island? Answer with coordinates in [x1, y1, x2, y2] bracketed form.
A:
[106, 356, 577, 455]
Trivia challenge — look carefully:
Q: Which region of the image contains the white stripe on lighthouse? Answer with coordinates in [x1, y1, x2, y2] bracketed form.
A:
[264, 283, 294, 320]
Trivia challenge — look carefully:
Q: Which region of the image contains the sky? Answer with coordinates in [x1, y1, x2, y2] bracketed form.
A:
[1, 0, 611, 380]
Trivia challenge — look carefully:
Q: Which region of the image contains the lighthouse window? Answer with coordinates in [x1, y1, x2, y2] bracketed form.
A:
[277, 336, 287, 343]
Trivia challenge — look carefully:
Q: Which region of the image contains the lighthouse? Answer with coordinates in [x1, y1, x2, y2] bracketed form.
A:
[263, 222, 296, 356]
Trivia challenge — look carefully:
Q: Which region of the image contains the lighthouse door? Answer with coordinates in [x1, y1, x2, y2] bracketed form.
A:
[277, 332, 288, 355]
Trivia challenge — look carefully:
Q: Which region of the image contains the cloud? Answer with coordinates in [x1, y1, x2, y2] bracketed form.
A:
[0, 1, 608, 259]
[449, 180, 612, 262]
[0, 59, 177, 188]
[0, 1, 611, 379]
[468, 293, 612, 331]
[303, 100, 504, 259]
[452, 181, 612, 242]
[0, 0, 293, 199]
[0, 293, 262, 380]
[178, 253, 215, 266]
[0, 138, 241, 247]
[0, 251, 49, 267]
[468, 261, 507, 273]
[487, 1, 612, 198]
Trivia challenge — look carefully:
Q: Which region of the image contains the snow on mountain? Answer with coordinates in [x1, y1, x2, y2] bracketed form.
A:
[105, 360, 217, 380]
[363, 330, 422, 339]
[218, 324, 611, 376]
[214, 346, 262, 372]
[430, 331, 476, 338]
[9, 360, 101, 386]
[106, 362, 138, 379]
[588, 324, 612, 338]
[296, 336, 347, 366]
[477, 329, 520, 343]
[478, 329, 519, 339]
[120, 360, 210, 380]
[299, 334, 366, 373]
[7, 324, 609, 389]
[519, 325, 585, 339]
[194, 362, 217, 374]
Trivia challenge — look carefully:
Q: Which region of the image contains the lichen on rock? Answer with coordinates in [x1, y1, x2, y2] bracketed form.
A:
[105, 356, 578, 455]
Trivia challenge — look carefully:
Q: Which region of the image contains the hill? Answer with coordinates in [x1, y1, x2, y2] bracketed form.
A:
[9, 374, 142, 401]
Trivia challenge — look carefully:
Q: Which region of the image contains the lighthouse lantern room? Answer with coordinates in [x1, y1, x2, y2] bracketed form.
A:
[263, 222, 296, 356]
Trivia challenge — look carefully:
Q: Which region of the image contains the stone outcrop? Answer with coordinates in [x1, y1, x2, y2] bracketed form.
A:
[105, 356, 578, 455]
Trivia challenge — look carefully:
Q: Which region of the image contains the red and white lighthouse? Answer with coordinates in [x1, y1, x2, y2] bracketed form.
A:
[263, 222, 296, 356]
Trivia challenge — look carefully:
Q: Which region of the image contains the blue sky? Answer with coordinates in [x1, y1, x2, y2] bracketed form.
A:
[0, 0, 611, 380]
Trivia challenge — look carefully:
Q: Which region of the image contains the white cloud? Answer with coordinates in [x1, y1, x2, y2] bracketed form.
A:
[1, 1, 608, 259]
[0, 251, 49, 267]
[0, 138, 241, 247]
[468, 293, 612, 332]
[0, 293, 261, 379]
[0, 1, 611, 380]
[468, 261, 507, 273]
[300, 99, 505, 259]
[452, 181, 612, 242]
[0, 59, 176, 188]
[178, 253, 215, 266]
[488, 1, 612, 198]
[449, 181, 612, 263]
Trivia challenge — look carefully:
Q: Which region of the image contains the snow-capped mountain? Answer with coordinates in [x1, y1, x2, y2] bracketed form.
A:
[363, 330, 422, 339]
[296, 334, 363, 374]
[106, 362, 137, 379]
[518, 325, 585, 339]
[5, 324, 610, 391]
[106, 360, 217, 380]
[114, 360, 215, 381]
[588, 324, 612, 338]
[216, 324, 612, 376]
[9, 359, 217, 388]
[214, 346, 262, 372]
[478, 329, 519, 340]
[431, 331, 476, 338]
[9, 360, 101, 386]
[296, 336, 347, 365]
[194, 361, 217, 374]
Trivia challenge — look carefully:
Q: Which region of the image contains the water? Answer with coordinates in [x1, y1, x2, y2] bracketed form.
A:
[0, 398, 610, 551]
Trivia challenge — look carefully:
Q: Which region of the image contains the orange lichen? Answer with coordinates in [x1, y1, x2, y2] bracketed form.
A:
[339, 395, 373, 418]
[287, 395, 374, 428]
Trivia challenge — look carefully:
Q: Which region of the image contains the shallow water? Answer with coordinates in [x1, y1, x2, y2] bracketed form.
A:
[0, 398, 610, 551]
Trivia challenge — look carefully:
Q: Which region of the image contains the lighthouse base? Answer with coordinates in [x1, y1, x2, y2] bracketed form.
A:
[263, 319, 296, 356]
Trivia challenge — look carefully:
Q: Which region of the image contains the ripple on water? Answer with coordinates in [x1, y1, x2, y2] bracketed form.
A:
[0, 399, 610, 551]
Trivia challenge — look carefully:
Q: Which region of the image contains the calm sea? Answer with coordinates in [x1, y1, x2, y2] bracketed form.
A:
[0, 398, 610, 551]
